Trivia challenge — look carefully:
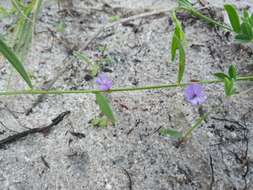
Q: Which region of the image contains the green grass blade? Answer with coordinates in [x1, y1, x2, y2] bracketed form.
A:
[0, 38, 33, 88]
[224, 4, 241, 33]
[95, 92, 116, 124]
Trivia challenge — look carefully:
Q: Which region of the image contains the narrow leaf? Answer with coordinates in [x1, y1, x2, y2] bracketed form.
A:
[160, 128, 182, 139]
[0, 38, 33, 88]
[214, 72, 229, 80]
[95, 92, 116, 124]
[224, 4, 241, 33]
[228, 65, 237, 80]
[178, 42, 186, 84]
[171, 34, 178, 61]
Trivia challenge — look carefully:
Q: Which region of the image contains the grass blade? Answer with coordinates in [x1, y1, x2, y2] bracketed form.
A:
[0, 38, 33, 88]
[224, 4, 241, 33]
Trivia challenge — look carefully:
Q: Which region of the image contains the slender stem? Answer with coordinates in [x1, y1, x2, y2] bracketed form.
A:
[0, 76, 252, 96]
[181, 111, 210, 141]
[178, 7, 233, 32]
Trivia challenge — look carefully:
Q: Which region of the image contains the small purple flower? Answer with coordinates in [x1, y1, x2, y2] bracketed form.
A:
[96, 73, 112, 91]
[184, 83, 207, 106]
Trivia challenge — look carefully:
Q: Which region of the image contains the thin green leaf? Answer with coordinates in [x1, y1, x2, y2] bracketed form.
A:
[178, 42, 185, 84]
[95, 92, 116, 124]
[228, 65, 237, 80]
[214, 72, 229, 80]
[171, 34, 178, 61]
[0, 38, 33, 88]
[171, 11, 186, 83]
[224, 4, 241, 33]
[160, 128, 182, 139]
[182, 112, 209, 140]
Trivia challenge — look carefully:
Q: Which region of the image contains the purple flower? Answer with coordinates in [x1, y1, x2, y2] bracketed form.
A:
[96, 73, 112, 91]
[184, 83, 207, 105]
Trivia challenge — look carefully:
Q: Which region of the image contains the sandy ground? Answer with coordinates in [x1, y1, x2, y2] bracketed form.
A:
[0, 0, 253, 189]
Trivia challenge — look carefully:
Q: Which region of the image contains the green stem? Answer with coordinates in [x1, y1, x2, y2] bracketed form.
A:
[0, 75, 252, 96]
[178, 7, 233, 32]
[181, 111, 209, 141]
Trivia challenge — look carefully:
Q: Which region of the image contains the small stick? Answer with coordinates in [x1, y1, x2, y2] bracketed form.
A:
[41, 156, 50, 169]
[0, 111, 70, 148]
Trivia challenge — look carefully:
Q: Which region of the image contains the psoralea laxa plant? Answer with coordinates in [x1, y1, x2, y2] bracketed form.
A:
[0, 1, 252, 143]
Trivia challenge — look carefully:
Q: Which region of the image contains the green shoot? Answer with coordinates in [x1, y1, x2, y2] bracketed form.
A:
[171, 11, 186, 84]
[181, 111, 209, 142]
[160, 110, 209, 143]
[214, 65, 237, 96]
